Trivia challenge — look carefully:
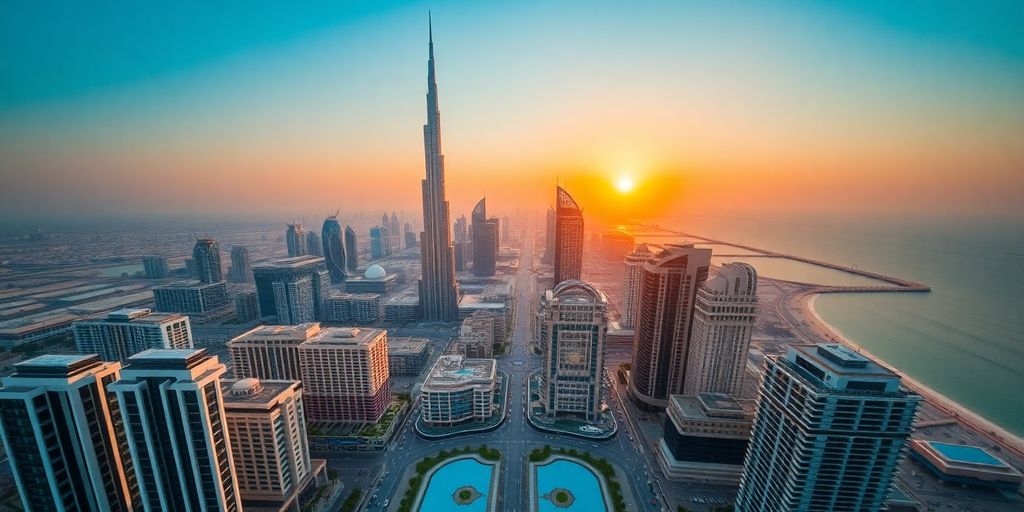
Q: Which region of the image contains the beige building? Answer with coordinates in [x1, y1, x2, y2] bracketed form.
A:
[657, 393, 754, 485]
[455, 311, 496, 358]
[227, 323, 322, 381]
[621, 243, 653, 329]
[421, 355, 498, 426]
[222, 378, 326, 512]
[298, 327, 390, 423]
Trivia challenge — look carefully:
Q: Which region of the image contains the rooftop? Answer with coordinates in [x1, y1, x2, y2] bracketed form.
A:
[304, 327, 385, 346]
[670, 393, 755, 422]
[253, 255, 325, 270]
[14, 354, 103, 377]
[387, 336, 429, 355]
[221, 378, 299, 408]
[82, 308, 187, 324]
[925, 441, 1006, 467]
[153, 280, 226, 290]
[791, 343, 895, 377]
[126, 348, 210, 369]
[422, 355, 496, 390]
[230, 323, 321, 343]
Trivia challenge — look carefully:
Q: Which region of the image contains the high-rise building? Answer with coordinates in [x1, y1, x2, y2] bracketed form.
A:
[553, 186, 584, 284]
[193, 238, 223, 284]
[142, 255, 169, 279]
[736, 344, 921, 512]
[297, 327, 391, 423]
[153, 281, 230, 316]
[109, 348, 240, 511]
[539, 280, 608, 421]
[344, 225, 359, 273]
[684, 262, 758, 396]
[454, 241, 468, 271]
[390, 212, 401, 252]
[629, 244, 712, 410]
[73, 308, 193, 362]
[305, 230, 323, 257]
[370, 225, 386, 259]
[418, 18, 460, 322]
[253, 256, 330, 325]
[228, 323, 322, 382]
[421, 355, 498, 427]
[229, 246, 253, 283]
[501, 215, 510, 242]
[404, 222, 417, 249]
[222, 378, 322, 510]
[542, 206, 555, 264]
[286, 223, 306, 257]
[622, 243, 653, 329]
[453, 214, 468, 244]
[456, 310, 497, 358]
[321, 215, 348, 284]
[234, 291, 260, 322]
[184, 257, 198, 279]
[0, 354, 138, 512]
[471, 197, 499, 277]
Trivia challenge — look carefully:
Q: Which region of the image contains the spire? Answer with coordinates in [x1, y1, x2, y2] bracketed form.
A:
[428, 12, 434, 61]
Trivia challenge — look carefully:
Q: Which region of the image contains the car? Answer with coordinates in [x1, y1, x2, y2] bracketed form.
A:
[383, 498, 390, 507]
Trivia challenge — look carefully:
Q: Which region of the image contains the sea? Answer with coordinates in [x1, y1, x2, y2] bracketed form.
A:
[647, 213, 1024, 437]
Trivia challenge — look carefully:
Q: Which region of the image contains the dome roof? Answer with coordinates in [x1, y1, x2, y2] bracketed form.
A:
[231, 378, 262, 396]
[364, 264, 387, 279]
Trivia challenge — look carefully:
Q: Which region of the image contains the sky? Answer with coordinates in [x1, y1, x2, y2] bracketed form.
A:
[1, 1, 1022, 228]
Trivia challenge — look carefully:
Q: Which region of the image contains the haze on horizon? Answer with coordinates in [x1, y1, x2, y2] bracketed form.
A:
[1, 1, 1022, 227]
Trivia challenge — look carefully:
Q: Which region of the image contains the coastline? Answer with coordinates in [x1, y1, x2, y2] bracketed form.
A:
[804, 293, 1024, 457]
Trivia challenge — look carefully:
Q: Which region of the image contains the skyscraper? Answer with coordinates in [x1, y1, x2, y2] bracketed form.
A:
[553, 186, 584, 284]
[321, 215, 348, 284]
[344, 225, 359, 272]
[501, 215, 510, 242]
[390, 212, 401, 251]
[453, 214, 468, 271]
[142, 255, 169, 279]
[286, 223, 306, 257]
[370, 225, 385, 259]
[404, 222, 417, 249]
[229, 246, 253, 283]
[253, 256, 330, 325]
[108, 348, 241, 511]
[539, 280, 609, 421]
[736, 344, 921, 512]
[629, 244, 711, 410]
[73, 308, 193, 362]
[228, 323, 322, 382]
[297, 327, 391, 423]
[684, 262, 758, 396]
[418, 17, 460, 321]
[542, 206, 555, 264]
[193, 238, 223, 284]
[305, 230, 323, 257]
[471, 197, 499, 277]
[622, 243, 653, 329]
[0, 354, 138, 511]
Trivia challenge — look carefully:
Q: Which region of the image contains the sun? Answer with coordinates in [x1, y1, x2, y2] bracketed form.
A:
[615, 176, 635, 193]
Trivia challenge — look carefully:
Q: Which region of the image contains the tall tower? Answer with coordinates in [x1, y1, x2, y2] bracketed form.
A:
[193, 238, 223, 284]
[471, 197, 498, 277]
[684, 262, 758, 396]
[736, 344, 920, 511]
[286, 223, 306, 257]
[418, 15, 460, 321]
[344, 225, 359, 272]
[622, 243, 653, 329]
[554, 186, 584, 284]
[322, 215, 347, 284]
[229, 246, 253, 283]
[628, 244, 711, 410]
[305, 230, 323, 257]
[0, 355, 138, 511]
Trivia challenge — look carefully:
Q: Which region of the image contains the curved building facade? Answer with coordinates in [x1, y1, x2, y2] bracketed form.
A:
[192, 238, 222, 284]
[553, 186, 584, 285]
[321, 216, 347, 284]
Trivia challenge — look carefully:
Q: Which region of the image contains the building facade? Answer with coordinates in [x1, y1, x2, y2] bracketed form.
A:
[553, 186, 584, 285]
[539, 280, 608, 421]
[387, 337, 430, 376]
[324, 292, 381, 324]
[657, 393, 754, 485]
[321, 215, 348, 284]
[735, 344, 921, 512]
[297, 327, 391, 423]
[471, 197, 498, 277]
[286, 224, 306, 257]
[629, 244, 712, 410]
[684, 262, 758, 396]
[253, 256, 330, 325]
[229, 246, 253, 283]
[0, 355, 138, 512]
[234, 291, 260, 322]
[74, 308, 193, 362]
[153, 281, 230, 315]
[622, 243, 653, 329]
[421, 355, 498, 426]
[193, 238, 223, 284]
[227, 323, 322, 382]
[143, 255, 169, 279]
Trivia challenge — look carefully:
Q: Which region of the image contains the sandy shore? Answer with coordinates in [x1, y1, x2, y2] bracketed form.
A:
[804, 293, 1024, 457]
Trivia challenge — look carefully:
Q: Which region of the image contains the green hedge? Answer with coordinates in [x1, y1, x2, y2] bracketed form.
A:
[339, 488, 362, 512]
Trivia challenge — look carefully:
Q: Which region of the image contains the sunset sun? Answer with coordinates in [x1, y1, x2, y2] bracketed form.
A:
[615, 175, 635, 193]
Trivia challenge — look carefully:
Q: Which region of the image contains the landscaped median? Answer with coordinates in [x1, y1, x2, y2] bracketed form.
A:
[396, 445, 502, 512]
[528, 445, 628, 512]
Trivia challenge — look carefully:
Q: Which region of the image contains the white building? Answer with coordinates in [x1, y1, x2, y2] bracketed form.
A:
[684, 262, 758, 396]
[622, 243, 653, 329]
[539, 280, 608, 421]
[73, 308, 192, 363]
[421, 355, 498, 426]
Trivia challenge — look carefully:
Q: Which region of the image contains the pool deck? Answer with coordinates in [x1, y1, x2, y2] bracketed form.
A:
[528, 455, 617, 512]
[411, 454, 501, 512]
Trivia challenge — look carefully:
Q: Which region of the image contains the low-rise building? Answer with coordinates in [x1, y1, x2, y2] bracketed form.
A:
[387, 337, 430, 376]
[73, 308, 192, 363]
[909, 440, 1022, 491]
[421, 355, 498, 427]
[343, 264, 399, 294]
[384, 294, 421, 323]
[657, 393, 754, 485]
[455, 311, 496, 358]
[324, 292, 381, 324]
[152, 280, 230, 320]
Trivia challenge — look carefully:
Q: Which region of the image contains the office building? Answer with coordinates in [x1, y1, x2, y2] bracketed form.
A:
[542, 206, 555, 264]
[684, 262, 758, 396]
[193, 238, 223, 284]
[622, 243, 653, 329]
[153, 280, 230, 316]
[0, 355, 137, 511]
[143, 255, 169, 279]
[297, 327, 390, 423]
[421, 355, 498, 426]
[657, 393, 754, 485]
[539, 279, 608, 421]
[109, 349, 240, 511]
[384, 294, 421, 323]
[418, 21, 460, 322]
[228, 323, 321, 382]
[404, 222, 417, 249]
[286, 224, 306, 257]
[344, 225, 359, 273]
[235, 291, 260, 322]
[387, 337, 430, 376]
[370, 225, 385, 259]
[305, 230, 322, 257]
[553, 186, 584, 284]
[735, 344, 921, 512]
[184, 257, 198, 279]
[629, 244, 712, 410]
[74, 308, 193, 363]
[456, 310, 496, 358]
[501, 215, 510, 242]
[229, 246, 254, 283]
[324, 292, 381, 324]
[222, 378, 326, 510]
[389, 212, 401, 253]
[321, 215, 348, 284]
[471, 197, 499, 277]
[453, 214, 468, 271]
[253, 256, 330, 325]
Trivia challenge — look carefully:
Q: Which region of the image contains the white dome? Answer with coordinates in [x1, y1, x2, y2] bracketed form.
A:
[364, 264, 386, 279]
[231, 378, 261, 396]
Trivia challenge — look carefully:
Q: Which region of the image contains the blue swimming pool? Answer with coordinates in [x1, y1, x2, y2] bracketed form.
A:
[928, 441, 1003, 466]
[534, 459, 608, 512]
[418, 457, 494, 511]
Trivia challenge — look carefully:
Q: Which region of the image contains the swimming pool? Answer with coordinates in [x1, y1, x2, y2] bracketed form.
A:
[928, 441, 1003, 466]
[418, 457, 495, 511]
[534, 458, 608, 512]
